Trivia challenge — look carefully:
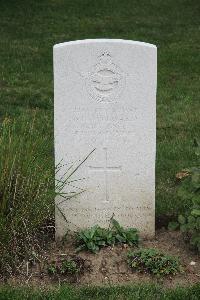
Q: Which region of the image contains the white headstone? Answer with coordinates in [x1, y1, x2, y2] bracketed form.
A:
[54, 39, 157, 239]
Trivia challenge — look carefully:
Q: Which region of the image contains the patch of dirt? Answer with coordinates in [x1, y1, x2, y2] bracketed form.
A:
[155, 215, 177, 229]
[4, 230, 200, 288]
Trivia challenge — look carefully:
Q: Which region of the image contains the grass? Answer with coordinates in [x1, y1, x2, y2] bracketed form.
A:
[0, 0, 199, 217]
[0, 112, 54, 274]
[0, 111, 87, 275]
[0, 284, 200, 300]
[0, 0, 200, 282]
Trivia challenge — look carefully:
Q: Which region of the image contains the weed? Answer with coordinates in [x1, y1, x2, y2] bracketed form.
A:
[168, 139, 200, 252]
[47, 263, 57, 275]
[127, 248, 181, 276]
[60, 259, 79, 275]
[76, 219, 139, 253]
[47, 256, 86, 277]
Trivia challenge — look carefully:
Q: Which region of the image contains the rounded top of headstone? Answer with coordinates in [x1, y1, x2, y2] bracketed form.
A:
[53, 39, 157, 49]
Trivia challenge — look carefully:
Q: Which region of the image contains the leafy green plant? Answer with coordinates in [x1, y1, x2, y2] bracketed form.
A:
[47, 257, 85, 277]
[168, 221, 180, 231]
[60, 259, 79, 275]
[47, 263, 57, 275]
[76, 225, 111, 253]
[76, 219, 139, 253]
[169, 138, 200, 252]
[174, 211, 200, 252]
[127, 248, 181, 276]
[111, 219, 139, 245]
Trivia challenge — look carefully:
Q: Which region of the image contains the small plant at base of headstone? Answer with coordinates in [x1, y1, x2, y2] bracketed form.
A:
[60, 260, 79, 275]
[47, 256, 85, 276]
[127, 248, 181, 276]
[76, 219, 139, 253]
[47, 264, 57, 275]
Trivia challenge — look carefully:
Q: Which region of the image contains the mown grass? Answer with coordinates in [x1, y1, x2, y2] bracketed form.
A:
[0, 0, 200, 295]
[0, 284, 200, 300]
[0, 0, 199, 217]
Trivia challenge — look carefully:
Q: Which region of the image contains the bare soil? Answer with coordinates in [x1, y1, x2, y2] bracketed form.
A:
[4, 230, 200, 288]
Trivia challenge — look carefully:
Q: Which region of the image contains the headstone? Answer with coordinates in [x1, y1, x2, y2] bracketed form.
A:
[54, 39, 157, 239]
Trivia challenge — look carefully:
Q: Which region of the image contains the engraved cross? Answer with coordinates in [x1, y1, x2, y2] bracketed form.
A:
[89, 148, 121, 203]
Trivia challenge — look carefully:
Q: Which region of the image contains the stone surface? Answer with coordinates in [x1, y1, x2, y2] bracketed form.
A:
[54, 39, 157, 239]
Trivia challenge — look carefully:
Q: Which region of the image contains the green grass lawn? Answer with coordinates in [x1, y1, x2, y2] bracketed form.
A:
[0, 0, 200, 216]
[0, 0, 200, 296]
[1, 284, 200, 300]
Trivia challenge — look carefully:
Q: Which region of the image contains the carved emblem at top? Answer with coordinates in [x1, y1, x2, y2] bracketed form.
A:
[85, 51, 125, 103]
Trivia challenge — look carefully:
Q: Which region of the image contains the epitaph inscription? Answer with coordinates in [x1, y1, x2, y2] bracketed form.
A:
[54, 39, 157, 239]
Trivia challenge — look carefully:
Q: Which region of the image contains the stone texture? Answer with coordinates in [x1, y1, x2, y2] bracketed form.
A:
[54, 39, 157, 239]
